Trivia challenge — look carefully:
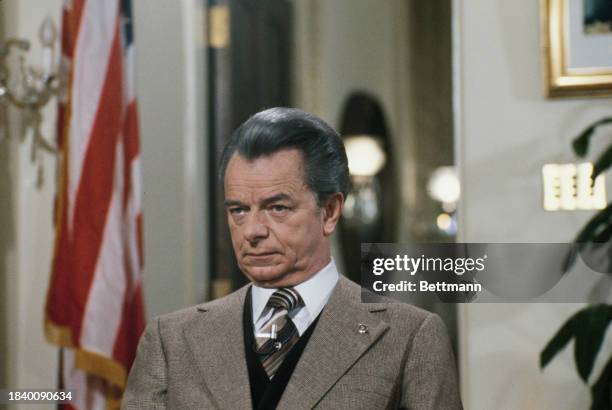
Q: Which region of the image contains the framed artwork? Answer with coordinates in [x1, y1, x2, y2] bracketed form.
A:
[542, 0, 612, 97]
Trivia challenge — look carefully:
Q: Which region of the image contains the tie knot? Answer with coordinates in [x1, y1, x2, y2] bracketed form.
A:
[267, 288, 303, 312]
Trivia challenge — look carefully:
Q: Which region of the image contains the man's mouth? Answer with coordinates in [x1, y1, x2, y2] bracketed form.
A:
[246, 252, 277, 257]
[244, 252, 279, 263]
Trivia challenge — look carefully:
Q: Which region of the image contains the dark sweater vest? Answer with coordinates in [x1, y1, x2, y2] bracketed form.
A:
[243, 288, 320, 410]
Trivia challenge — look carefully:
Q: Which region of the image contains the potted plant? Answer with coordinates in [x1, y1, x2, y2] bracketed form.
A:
[541, 118, 612, 410]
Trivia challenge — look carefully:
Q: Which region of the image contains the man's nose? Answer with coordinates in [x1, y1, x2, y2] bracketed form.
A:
[244, 212, 269, 244]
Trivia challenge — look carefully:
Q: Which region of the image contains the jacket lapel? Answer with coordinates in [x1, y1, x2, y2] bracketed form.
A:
[277, 276, 389, 409]
[183, 285, 253, 410]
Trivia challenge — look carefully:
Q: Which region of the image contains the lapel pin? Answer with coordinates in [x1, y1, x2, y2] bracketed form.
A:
[358, 324, 368, 334]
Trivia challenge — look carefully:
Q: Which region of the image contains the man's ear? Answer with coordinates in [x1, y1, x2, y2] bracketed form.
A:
[322, 192, 344, 236]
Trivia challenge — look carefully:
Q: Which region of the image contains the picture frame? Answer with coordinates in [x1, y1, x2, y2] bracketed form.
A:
[541, 0, 612, 97]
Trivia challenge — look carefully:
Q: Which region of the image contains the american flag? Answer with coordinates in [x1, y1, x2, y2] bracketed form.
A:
[45, 0, 145, 408]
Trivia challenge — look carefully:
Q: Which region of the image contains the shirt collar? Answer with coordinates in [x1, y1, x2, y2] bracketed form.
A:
[251, 258, 340, 322]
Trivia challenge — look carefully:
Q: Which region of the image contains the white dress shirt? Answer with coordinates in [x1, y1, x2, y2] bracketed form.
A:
[251, 259, 339, 336]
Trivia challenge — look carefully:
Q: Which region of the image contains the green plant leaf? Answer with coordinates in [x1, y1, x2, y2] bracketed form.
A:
[591, 354, 612, 410]
[574, 126, 597, 157]
[563, 203, 612, 273]
[573, 305, 612, 382]
[593, 222, 612, 244]
[592, 144, 612, 180]
[574, 203, 612, 243]
[541, 309, 582, 368]
[573, 117, 612, 157]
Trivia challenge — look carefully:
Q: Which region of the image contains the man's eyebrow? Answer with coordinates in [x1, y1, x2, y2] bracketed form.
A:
[224, 199, 246, 207]
[224, 193, 294, 208]
[260, 193, 293, 206]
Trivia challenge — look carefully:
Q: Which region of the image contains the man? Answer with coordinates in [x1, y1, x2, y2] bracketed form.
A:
[122, 108, 462, 409]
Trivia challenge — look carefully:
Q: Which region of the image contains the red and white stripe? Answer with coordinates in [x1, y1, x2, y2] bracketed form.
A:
[46, 0, 145, 408]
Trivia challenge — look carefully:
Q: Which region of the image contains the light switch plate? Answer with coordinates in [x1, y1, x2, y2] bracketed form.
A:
[542, 163, 607, 211]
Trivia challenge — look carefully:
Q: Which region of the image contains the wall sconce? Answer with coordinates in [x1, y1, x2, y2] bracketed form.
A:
[344, 135, 387, 177]
[0, 17, 63, 187]
[343, 135, 386, 225]
[427, 166, 460, 236]
[427, 166, 460, 211]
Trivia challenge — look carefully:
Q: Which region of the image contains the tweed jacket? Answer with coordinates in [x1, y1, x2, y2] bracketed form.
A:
[121, 276, 463, 409]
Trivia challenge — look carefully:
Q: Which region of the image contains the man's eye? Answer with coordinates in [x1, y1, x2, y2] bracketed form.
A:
[229, 208, 246, 215]
[271, 205, 288, 213]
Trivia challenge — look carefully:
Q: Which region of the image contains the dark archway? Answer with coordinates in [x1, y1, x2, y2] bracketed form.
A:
[338, 92, 397, 284]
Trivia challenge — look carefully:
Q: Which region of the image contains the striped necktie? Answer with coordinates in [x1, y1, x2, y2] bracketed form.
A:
[254, 287, 304, 378]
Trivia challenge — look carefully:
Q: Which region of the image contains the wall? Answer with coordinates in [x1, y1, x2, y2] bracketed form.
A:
[294, 0, 458, 241]
[133, 0, 208, 319]
[455, 0, 612, 408]
[1, 0, 64, 396]
[294, 0, 388, 274]
[293, 0, 411, 269]
[0, 0, 8, 391]
[405, 0, 455, 242]
[0, 0, 208, 401]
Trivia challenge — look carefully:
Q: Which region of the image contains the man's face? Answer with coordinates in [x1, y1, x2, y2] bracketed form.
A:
[224, 149, 339, 288]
